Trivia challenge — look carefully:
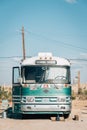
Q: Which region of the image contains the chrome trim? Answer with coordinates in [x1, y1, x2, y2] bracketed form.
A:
[21, 104, 71, 112]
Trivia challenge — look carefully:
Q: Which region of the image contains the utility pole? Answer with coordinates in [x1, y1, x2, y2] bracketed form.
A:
[22, 26, 26, 60]
[78, 71, 80, 94]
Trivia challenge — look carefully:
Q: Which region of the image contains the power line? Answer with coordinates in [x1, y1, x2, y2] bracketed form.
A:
[0, 56, 87, 63]
[70, 59, 87, 61]
[0, 56, 22, 59]
[24, 29, 87, 52]
[0, 56, 31, 59]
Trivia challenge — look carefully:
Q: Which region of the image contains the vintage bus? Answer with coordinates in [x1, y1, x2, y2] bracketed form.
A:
[12, 53, 71, 120]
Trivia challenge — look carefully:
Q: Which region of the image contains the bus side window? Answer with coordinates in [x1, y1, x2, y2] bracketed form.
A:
[13, 67, 20, 84]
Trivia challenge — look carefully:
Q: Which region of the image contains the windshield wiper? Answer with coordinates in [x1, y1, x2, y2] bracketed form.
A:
[36, 71, 46, 83]
[55, 75, 66, 80]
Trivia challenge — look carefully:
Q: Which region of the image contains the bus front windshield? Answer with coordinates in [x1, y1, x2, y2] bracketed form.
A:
[22, 66, 71, 84]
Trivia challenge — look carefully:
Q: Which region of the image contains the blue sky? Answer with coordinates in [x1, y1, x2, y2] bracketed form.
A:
[0, 0, 87, 85]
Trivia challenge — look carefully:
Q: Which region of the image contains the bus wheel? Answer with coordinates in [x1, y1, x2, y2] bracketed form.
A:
[64, 114, 69, 119]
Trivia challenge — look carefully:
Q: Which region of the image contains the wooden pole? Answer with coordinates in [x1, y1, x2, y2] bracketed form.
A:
[22, 26, 26, 60]
[78, 71, 80, 94]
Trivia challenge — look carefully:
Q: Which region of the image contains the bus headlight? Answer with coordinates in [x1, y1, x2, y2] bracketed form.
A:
[26, 97, 35, 102]
[66, 96, 71, 102]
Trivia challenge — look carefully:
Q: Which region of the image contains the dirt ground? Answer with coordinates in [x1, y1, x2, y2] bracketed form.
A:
[0, 100, 87, 130]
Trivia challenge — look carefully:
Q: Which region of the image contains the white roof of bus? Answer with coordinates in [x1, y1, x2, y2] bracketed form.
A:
[21, 56, 70, 66]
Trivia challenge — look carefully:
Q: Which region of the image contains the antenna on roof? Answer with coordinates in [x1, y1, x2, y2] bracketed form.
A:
[22, 26, 26, 60]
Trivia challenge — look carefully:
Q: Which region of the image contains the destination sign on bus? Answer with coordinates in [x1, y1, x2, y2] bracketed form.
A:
[35, 60, 57, 64]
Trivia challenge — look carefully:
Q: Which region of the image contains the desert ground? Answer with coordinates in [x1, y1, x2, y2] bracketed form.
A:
[0, 100, 87, 130]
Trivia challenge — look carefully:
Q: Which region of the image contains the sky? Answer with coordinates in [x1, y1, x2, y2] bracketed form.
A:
[0, 0, 87, 85]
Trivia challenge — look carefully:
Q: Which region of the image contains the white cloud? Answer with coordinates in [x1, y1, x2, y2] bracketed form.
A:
[65, 0, 77, 4]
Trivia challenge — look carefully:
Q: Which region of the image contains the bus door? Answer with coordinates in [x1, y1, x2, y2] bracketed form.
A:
[12, 67, 22, 108]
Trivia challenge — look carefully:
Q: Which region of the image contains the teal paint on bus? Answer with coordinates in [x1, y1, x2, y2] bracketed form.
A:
[13, 85, 71, 96]
[21, 86, 71, 96]
[13, 86, 21, 95]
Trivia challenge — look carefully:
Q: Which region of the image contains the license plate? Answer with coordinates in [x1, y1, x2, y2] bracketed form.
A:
[42, 98, 49, 102]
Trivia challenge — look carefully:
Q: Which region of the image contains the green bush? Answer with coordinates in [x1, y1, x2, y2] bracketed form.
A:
[72, 95, 76, 100]
[0, 87, 12, 101]
[84, 90, 87, 95]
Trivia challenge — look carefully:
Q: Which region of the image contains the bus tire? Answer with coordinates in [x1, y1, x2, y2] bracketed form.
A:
[64, 114, 69, 119]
